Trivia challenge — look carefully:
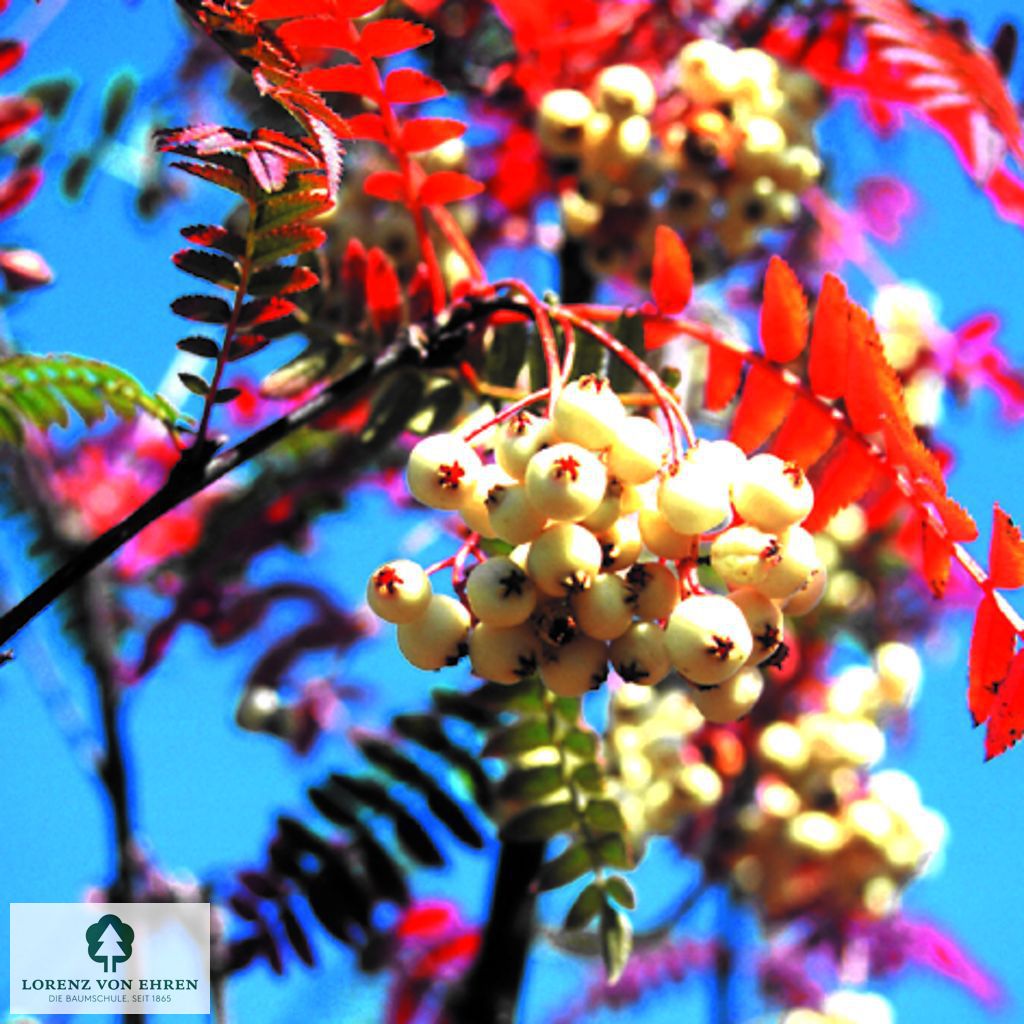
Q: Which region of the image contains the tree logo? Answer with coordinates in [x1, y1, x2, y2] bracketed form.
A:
[85, 914, 135, 973]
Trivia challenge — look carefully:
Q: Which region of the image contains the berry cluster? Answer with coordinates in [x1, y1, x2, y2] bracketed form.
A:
[538, 45, 824, 279]
[368, 373, 826, 716]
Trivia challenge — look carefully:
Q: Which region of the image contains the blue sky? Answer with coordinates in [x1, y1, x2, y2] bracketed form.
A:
[3, 3, 1024, 1023]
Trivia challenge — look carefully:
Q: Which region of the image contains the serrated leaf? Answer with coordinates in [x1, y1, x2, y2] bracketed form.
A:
[604, 875, 636, 910]
[760, 255, 808, 363]
[385, 67, 445, 104]
[537, 843, 592, 891]
[583, 798, 626, 834]
[256, 189, 331, 233]
[564, 883, 603, 930]
[248, 264, 318, 298]
[171, 294, 232, 324]
[172, 160, 250, 198]
[181, 224, 245, 257]
[500, 801, 575, 841]
[498, 764, 564, 802]
[172, 248, 240, 289]
[177, 336, 220, 359]
[357, 19, 434, 58]
[252, 224, 327, 266]
[481, 718, 551, 758]
[990, 505, 1024, 589]
[600, 904, 633, 984]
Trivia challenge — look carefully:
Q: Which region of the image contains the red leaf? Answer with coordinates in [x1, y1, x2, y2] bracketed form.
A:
[0, 96, 42, 144]
[172, 160, 249, 197]
[364, 170, 406, 202]
[365, 247, 402, 337]
[729, 364, 794, 452]
[302, 64, 375, 95]
[0, 40, 26, 78]
[345, 112, 389, 145]
[400, 117, 465, 154]
[247, 148, 290, 192]
[969, 594, 1017, 725]
[771, 396, 838, 470]
[844, 302, 887, 434]
[809, 272, 849, 399]
[805, 438, 878, 531]
[247, 0, 342, 17]
[704, 344, 745, 412]
[239, 296, 298, 329]
[357, 19, 434, 58]
[418, 171, 484, 205]
[760, 255, 808, 363]
[651, 226, 693, 315]
[181, 224, 245, 257]
[921, 516, 952, 598]
[924, 486, 978, 542]
[385, 68, 446, 104]
[0, 167, 42, 219]
[277, 17, 358, 53]
[990, 505, 1024, 589]
[985, 649, 1024, 760]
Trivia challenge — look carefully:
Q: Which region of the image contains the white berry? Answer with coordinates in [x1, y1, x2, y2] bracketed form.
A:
[525, 442, 607, 521]
[758, 525, 822, 599]
[729, 586, 783, 664]
[469, 622, 541, 684]
[596, 515, 642, 571]
[710, 525, 781, 588]
[665, 594, 753, 685]
[783, 562, 827, 615]
[406, 434, 482, 511]
[610, 622, 671, 686]
[465, 556, 537, 627]
[731, 453, 813, 532]
[495, 411, 554, 480]
[540, 634, 609, 696]
[397, 594, 471, 670]
[551, 375, 626, 450]
[688, 667, 764, 723]
[638, 507, 694, 559]
[571, 572, 634, 640]
[625, 561, 679, 621]
[527, 522, 604, 596]
[460, 463, 516, 538]
[366, 559, 432, 624]
[658, 458, 732, 534]
[485, 482, 548, 545]
[607, 416, 667, 483]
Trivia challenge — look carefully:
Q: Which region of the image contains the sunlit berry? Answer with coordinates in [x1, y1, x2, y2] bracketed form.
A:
[596, 64, 656, 120]
[607, 416, 667, 483]
[460, 463, 516, 538]
[540, 634, 609, 696]
[406, 433, 482, 511]
[469, 622, 541, 685]
[610, 622, 671, 686]
[688, 666, 764, 723]
[678, 39, 743, 105]
[527, 522, 604, 597]
[235, 685, 281, 732]
[571, 572, 634, 640]
[688, 438, 748, 481]
[596, 515, 642, 571]
[494, 411, 554, 480]
[728, 586, 783, 664]
[757, 721, 809, 774]
[658, 459, 732, 534]
[538, 88, 594, 158]
[710, 524, 781, 588]
[366, 559, 432, 624]
[758, 525, 822, 599]
[551, 375, 626, 450]
[397, 594, 471, 671]
[734, 115, 787, 179]
[465, 556, 537, 627]
[625, 561, 679, 621]
[665, 594, 753, 685]
[581, 476, 625, 533]
[525, 442, 607, 521]
[786, 810, 847, 857]
[674, 762, 724, 811]
[731, 453, 813, 532]
[638, 506, 694, 559]
[783, 562, 827, 615]
[485, 482, 547, 545]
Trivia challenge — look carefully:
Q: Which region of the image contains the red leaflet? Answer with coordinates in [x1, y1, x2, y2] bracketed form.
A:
[989, 505, 1024, 589]
[650, 226, 692, 315]
[344, 112, 388, 145]
[0, 96, 42, 144]
[400, 117, 465, 154]
[365, 248, 402, 338]
[844, 302, 887, 433]
[418, 171, 484, 206]
[172, 161, 249, 198]
[771, 396, 838, 470]
[384, 68, 446, 104]
[969, 594, 1017, 726]
[808, 272, 849, 399]
[181, 224, 244, 257]
[363, 170, 406, 202]
[277, 17, 357, 53]
[357, 19, 434, 59]
[301, 64, 375, 96]
[247, 0, 337, 17]
[985, 649, 1024, 760]
[0, 167, 42, 219]
[805, 438, 878, 531]
[704, 344, 745, 412]
[239, 296, 298, 329]
[921, 516, 952, 598]
[729, 364, 794, 453]
[760, 255, 808, 363]
[0, 40, 26, 79]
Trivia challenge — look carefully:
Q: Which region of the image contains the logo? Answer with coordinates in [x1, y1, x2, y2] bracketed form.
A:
[85, 914, 135, 973]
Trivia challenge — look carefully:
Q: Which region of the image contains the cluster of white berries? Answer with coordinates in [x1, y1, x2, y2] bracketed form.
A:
[367, 373, 827, 718]
[538, 44, 824, 279]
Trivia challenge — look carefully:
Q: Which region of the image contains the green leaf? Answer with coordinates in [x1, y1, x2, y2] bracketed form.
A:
[584, 798, 626, 835]
[499, 801, 575, 842]
[593, 834, 632, 870]
[537, 843, 592, 891]
[252, 223, 327, 266]
[607, 313, 645, 394]
[256, 189, 331, 233]
[0, 353, 180, 446]
[101, 71, 136, 137]
[360, 370, 426, 448]
[213, 387, 241, 404]
[563, 728, 598, 759]
[61, 152, 93, 201]
[407, 378, 463, 436]
[178, 372, 210, 397]
[600, 904, 633, 985]
[485, 322, 528, 388]
[498, 764, 564, 802]
[572, 762, 606, 795]
[25, 77, 75, 119]
[476, 677, 545, 713]
[604, 875, 636, 910]
[177, 336, 220, 359]
[564, 882, 603, 930]
[481, 719, 551, 759]
[551, 697, 581, 725]
[569, 333, 606, 381]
